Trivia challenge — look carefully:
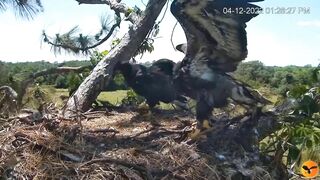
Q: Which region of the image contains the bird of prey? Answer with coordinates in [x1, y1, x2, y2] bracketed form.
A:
[116, 59, 188, 112]
[302, 165, 318, 175]
[170, 0, 270, 139]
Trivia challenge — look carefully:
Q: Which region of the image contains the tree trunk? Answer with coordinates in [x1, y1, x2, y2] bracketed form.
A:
[64, 0, 167, 116]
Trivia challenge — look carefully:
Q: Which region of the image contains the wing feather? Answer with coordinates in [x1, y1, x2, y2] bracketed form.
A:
[171, 0, 263, 72]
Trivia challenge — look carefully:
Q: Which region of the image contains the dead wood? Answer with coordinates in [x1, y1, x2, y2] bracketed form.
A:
[64, 0, 167, 116]
[0, 86, 18, 116]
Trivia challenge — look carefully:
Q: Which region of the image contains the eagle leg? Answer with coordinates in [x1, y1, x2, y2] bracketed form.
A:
[188, 91, 214, 140]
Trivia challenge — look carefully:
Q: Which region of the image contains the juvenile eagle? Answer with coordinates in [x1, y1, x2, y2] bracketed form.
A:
[171, 0, 269, 138]
[117, 59, 188, 110]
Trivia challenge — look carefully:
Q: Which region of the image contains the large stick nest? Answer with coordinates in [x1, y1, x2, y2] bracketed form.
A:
[0, 107, 272, 179]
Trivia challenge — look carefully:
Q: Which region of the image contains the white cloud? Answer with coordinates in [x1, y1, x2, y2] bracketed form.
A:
[297, 20, 320, 27]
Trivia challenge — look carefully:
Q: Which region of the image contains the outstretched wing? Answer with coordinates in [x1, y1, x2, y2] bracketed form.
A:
[171, 0, 263, 72]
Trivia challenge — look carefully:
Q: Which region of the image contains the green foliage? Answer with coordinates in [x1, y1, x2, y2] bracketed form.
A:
[134, 38, 154, 58]
[311, 64, 320, 83]
[62, 60, 91, 67]
[121, 89, 144, 106]
[0, 60, 91, 89]
[33, 84, 47, 101]
[132, 18, 160, 58]
[111, 38, 121, 49]
[55, 75, 68, 88]
[97, 90, 128, 105]
[235, 61, 270, 87]
[106, 73, 127, 91]
[0, 57, 129, 99]
[234, 61, 315, 97]
[288, 85, 309, 99]
[125, 8, 133, 17]
[67, 73, 82, 95]
[0, 62, 9, 86]
[90, 50, 109, 66]
[261, 84, 320, 171]
[23, 84, 54, 110]
[293, 87, 319, 117]
[88, 50, 127, 91]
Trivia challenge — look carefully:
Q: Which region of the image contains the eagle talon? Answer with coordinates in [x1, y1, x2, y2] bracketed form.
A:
[188, 120, 213, 140]
[202, 119, 212, 129]
[188, 128, 202, 140]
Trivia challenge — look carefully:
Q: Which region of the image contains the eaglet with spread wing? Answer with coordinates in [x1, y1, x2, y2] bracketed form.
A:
[171, 0, 270, 139]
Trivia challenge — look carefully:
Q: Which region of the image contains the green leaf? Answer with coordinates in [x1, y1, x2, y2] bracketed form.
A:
[125, 8, 133, 17]
[306, 139, 314, 148]
[287, 146, 301, 164]
[101, 50, 109, 56]
[289, 85, 308, 98]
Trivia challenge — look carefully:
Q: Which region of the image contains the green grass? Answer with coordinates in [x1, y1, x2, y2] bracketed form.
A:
[98, 90, 176, 109]
[97, 90, 128, 105]
[23, 85, 63, 109]
[24, 86, 280, 110]
[55, 88, 69, 95]
[23, 86, 129, 108]
[23, 86, 177, 109]
[257, 86, 280, 104]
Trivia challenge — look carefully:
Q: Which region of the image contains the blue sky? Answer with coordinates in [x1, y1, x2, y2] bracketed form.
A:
[0, 0, 319, 66]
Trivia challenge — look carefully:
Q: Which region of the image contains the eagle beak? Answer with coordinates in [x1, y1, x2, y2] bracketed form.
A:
[176, 43, 187, 54]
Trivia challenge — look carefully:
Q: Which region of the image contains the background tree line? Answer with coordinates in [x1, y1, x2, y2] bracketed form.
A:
[234, 61, 316, 96]
[1, 59, 317, 97]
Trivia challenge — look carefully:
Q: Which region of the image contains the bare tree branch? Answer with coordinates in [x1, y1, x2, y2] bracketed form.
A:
[0, 86, 18, 99]
[75, 0, 115, 4]
[75, 0, 140, 23]
[29, 66, 92, 79]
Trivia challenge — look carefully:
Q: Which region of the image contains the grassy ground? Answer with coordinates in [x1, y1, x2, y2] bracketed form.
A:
[97, 90, 128, 105]
[22, 85, 66, 109]
[23, 85, 280, 111]
[257, 86, 280, 104]
[99, 90, 175, 109]
[23, 86, 129, 109]
[23, 86, 175, 109]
